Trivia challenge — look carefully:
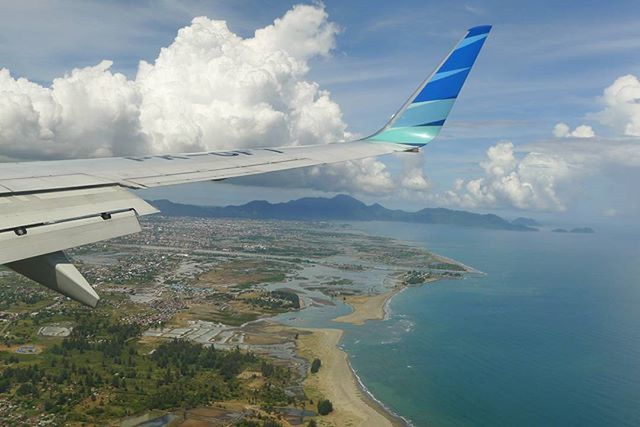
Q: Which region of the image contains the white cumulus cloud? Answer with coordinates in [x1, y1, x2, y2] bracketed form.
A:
[438, 72, 640, 213]
[0, 4, 427, 196]
[438, 141, 572, 211]
[553, 122, 595, 138]
[592, 74, 640, 136]
[0, 61, 147, 159]
[135, 6, 345, 154]
[399, 153, 431, 192]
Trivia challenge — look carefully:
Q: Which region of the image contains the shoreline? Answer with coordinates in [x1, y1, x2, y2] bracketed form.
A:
[334, 277, 441, 326]
[333, 289, 400, 325]
[431, 252, 485, 275]
[322, 273, 465, 423]
[347, 355, 414, 427]
[295, 327, 408, 427]
[284, 227, 477, 426]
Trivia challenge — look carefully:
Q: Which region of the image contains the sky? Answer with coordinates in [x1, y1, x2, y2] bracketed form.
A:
[1, 0, 639, 225]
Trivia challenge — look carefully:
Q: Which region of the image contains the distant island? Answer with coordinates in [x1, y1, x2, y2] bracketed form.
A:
[148, 194, 539, 232]
[552, 227, 595, 234]
[512, 217, 541, 227]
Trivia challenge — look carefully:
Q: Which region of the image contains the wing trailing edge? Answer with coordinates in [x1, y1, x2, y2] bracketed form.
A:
[0, 186, 157, 306]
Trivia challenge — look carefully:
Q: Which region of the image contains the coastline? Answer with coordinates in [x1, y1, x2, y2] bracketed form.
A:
[334, 277, 440, 326]
[321, 272, 463, 423]
[296, 327, 408, 427]
[333, 289, 399, 325]
[431, 252, 485, 275]
[348, 357, 414, 427]
[288, 242, 476, 426]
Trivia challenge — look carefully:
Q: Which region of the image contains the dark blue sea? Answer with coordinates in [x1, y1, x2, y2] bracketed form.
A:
[341, 222, 640, 426]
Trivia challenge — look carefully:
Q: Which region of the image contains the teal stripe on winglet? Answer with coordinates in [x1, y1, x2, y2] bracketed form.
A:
[367, 126, 442, 145]
[395, 98, 455, 128]
[364, 25, 491, 149]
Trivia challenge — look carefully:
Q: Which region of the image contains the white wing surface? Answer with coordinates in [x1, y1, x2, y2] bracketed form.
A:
[0, 26, 491, 306]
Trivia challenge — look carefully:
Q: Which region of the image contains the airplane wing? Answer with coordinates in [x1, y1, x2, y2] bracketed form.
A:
[0, 25, 491, 307]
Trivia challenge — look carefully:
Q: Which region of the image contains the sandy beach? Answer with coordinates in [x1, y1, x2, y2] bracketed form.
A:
[335, 274, 446, 326]
[333, 290, 399, 325]
[296, 328, 405, 427]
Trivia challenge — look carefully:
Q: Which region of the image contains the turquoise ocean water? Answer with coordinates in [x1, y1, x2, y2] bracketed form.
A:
[344, 222, 640, 426]
[275, 222, 640, 426]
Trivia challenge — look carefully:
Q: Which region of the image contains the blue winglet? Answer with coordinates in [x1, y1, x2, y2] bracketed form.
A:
[367, 25, 491, 147]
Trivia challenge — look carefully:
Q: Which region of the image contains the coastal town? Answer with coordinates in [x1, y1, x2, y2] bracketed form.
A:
[0, 216, 469, 426]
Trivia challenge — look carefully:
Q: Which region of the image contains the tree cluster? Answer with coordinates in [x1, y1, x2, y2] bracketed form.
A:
[317, 399, 333, 416]
[310, 358, 321, 374]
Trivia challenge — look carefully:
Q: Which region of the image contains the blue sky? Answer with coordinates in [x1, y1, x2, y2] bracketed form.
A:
[1, 0, 640, 224]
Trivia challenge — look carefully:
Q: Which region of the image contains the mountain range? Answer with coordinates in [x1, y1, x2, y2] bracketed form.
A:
[148, 195, 538, 231]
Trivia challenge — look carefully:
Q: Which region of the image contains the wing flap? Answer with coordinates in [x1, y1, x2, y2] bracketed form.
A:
[0, 209, 142, 265]
[0, 186, 158, 232]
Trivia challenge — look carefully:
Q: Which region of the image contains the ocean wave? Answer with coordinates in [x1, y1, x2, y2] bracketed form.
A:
[348, 359, 416, 427]
[383, 287, 409, 321]
[398, 319, 416, 333]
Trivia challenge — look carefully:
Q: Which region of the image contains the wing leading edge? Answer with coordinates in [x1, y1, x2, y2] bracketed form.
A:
[0, 26, 491, 306]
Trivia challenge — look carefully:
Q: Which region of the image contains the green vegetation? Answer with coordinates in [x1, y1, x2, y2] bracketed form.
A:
[324, 278, 355, 287]
[404, 270, 433, 285]
[146, 339, 256, 409]
[271, 290, 301, 309]
[253, 360, 293, 407]
[317, 399, 333, 415]
[310, 358, 321, 374]
[246, 290, 300, 311]
[0, 313, 266, 424]
[0, 275, 50, 311]
[429, 261, 466, 272]
[231, 272, 287, 290]
[236, 420, 283, 427]
[200, 259, 293, 289]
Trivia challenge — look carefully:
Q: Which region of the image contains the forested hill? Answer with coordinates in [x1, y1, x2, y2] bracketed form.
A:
[149, 194, 537, 231]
